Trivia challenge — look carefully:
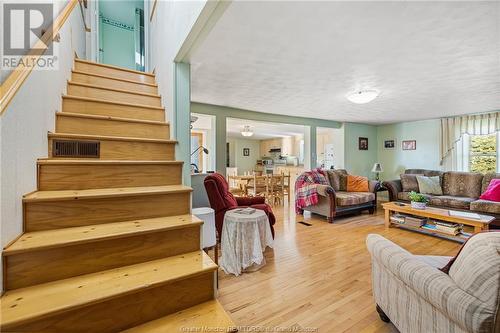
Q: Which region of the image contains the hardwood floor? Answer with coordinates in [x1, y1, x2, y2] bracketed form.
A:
[217, 203, 460, 333]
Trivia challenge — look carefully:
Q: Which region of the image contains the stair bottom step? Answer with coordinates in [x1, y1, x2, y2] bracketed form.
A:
[122, 300, 237, 333]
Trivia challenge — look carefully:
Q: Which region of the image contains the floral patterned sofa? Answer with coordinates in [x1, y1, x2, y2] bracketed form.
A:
[383, 169, 500, 228]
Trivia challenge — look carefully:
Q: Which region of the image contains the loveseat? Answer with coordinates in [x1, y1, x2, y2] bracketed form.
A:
[302, 169, 380, 222]
[383, 169, 500, 228]
[367, 233, 500, 333]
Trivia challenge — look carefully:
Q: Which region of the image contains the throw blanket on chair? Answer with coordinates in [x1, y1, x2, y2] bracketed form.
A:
[295, 168, 329, 214]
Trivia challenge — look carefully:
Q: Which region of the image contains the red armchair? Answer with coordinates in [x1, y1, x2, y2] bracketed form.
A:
[204, 173, 276, 238]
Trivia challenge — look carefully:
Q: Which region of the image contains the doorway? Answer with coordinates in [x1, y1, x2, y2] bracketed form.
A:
[98, 0, 145, 71]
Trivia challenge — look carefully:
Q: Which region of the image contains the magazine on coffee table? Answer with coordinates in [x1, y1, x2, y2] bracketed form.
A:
[448, 210, 481, 220]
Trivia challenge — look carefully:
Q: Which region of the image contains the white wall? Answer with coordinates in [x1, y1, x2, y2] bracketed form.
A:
[317, 126, 344, 169]
[0, 3, 86, 290]
[149, 0, 207, 133]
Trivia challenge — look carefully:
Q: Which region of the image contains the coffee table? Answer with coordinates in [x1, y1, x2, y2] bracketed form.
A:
[383, 201, 494, 243]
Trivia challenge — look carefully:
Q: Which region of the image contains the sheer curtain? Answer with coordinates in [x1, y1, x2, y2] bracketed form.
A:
[440, 112, 499, 170]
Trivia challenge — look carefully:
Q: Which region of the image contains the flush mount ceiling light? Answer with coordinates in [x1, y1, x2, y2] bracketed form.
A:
[241, 125, 254, 137]
[346, 90, 380, 104]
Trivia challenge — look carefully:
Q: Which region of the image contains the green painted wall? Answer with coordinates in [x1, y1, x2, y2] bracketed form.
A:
[377, 119, 441, 181]
[175, 62, 191, 185]
[100, 22, 135, 69]
[227, 138, 261, 174]
[344, 123, 378, 178]
[191, 102, 342, 174]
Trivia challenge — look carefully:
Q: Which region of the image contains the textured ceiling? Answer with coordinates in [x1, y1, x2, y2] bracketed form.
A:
[226, 118, 305, 140]
[190, 1, 500, 124]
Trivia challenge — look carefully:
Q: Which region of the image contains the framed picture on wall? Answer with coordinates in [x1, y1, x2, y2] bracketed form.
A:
[359, 137, 368, 150]
[384, 139, 395, 149]
[402, 140, 416, 150]
[243, 148, 250, 156]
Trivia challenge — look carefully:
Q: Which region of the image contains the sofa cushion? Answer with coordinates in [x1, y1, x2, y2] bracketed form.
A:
[429, 195, 475, 210]
[470, 199, 500, 214]
[336, 191, 375, 206]
[481, 172, 500, 194]
[400, 174, 419, 192]
[397, 191, 431, 202]
[416, 175, 443, 195]
[347, 175, 369, 192]
[329, 169, 348, 191]
[442, 171, 483, 198]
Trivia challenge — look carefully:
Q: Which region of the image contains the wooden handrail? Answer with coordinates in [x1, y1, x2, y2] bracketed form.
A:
[0, 0, 79, 116]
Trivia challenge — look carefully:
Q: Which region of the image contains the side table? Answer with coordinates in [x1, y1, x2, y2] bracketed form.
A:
[220, 209, 273, 276]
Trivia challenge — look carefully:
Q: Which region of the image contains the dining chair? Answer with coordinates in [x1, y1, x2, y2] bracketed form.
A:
[247, 174, 268, 198]
[282, 171, 291, 204]
[268, 174, 285, 206]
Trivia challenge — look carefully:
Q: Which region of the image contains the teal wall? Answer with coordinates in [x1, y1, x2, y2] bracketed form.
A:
[189, 103, 452, 182]
[175, 63, 191, 185]
[344, 123, 378, 178]
[100, 23, 135, 69]
[191, 102, 342, 174]
[377, 119, 441, 180]
[227, 138, 261, 174]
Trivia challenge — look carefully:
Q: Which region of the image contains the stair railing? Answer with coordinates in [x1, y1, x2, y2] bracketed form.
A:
[0, 0, 81, 116]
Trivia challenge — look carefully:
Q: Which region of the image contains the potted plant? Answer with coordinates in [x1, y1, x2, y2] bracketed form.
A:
[408, 191, 428, 210]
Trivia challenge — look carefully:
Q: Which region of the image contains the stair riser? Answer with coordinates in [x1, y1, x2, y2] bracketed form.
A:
[74, 62, 155, 84]
[63, 97, 164, 122]
[1, 272, 214, 332]
[48, 138, 175, 160]
[67, 84, 162, 107]
[72, 72, 158, 94]
[38, 164, 182, 190]
[4, 225, 201, 290]
[56, 115, 170, 140]
[24, 192, 191, 231]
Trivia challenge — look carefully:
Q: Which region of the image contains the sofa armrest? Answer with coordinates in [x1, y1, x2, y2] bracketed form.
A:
[316, 184, 336, 198]
[369, 180, 381, 193]
[366, 234, 489, 333]
[382, 179, 402, 201]
[236, 196, 265, 206]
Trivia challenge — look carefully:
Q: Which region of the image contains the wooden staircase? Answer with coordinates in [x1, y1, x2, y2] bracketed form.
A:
[0, 59, 235, 332]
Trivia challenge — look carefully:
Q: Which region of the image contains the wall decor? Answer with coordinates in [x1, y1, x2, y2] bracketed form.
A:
[243, 148, 250, 156]
[384, 139, 395, 149]
[402, 140, 416, 150]
[359, 137, 368, 150]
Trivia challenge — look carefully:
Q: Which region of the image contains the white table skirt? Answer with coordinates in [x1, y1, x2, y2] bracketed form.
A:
[220, 209, 274, 276]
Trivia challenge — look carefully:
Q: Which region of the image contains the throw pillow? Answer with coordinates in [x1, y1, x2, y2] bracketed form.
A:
[326, 170, 340, 191]
[479, 178, 500, 202]
[400, 174, 419, 192]
[416, 175, 443, 195]
[347, 175, 369, 192]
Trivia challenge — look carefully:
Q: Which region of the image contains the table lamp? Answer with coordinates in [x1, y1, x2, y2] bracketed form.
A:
[372, 163, 383, 181]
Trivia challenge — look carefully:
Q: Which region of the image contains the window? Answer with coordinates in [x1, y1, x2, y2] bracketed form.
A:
[469, 134, 497, 173]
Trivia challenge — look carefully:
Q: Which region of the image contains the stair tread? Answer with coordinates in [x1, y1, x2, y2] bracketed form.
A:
[75, 58, 155, 77]
[68, 81, 161, 98]
[48, 132, 177, 144]
[121, 300, 236, 333]
[63, 95, 164, 110]
[23, 185, 192, 202]
[57, 111, 169, 125]
[37, 159, 183, 165]
[72, 70, 158, 87]
[4, 215, 202, 255]
[1, 251, 216, 329]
